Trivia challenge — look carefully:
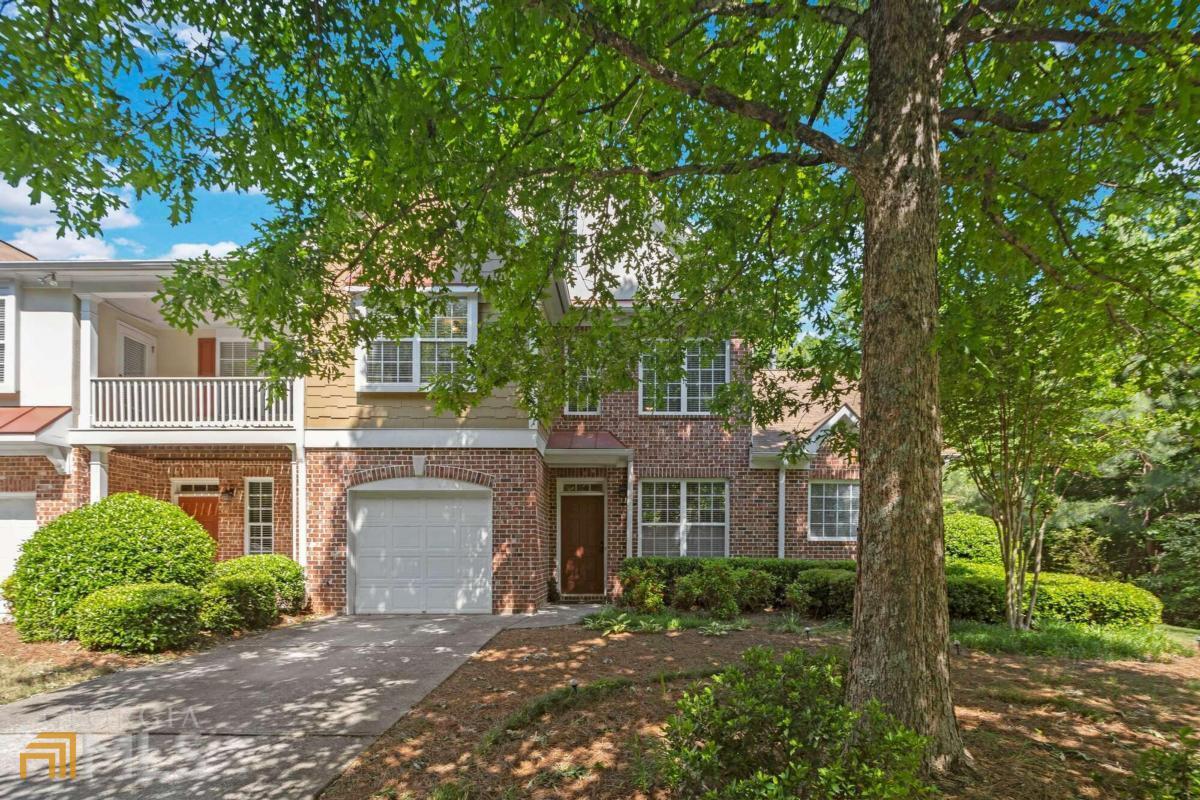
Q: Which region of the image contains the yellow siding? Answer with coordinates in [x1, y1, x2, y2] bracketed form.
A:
[305, 369, 531, 429]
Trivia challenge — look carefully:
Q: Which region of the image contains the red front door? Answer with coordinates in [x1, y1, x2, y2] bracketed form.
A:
[560, 494, 604, 595]
[178, 496, 220, 541]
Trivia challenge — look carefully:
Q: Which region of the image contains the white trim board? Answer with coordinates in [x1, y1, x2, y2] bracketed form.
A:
[305, 428, 546, 450]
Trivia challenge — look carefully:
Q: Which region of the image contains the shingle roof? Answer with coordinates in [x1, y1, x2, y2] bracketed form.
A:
[751, 375, 860, 453]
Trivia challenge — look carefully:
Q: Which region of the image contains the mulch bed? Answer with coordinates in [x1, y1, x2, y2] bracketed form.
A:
[320, 623, 1200, 800]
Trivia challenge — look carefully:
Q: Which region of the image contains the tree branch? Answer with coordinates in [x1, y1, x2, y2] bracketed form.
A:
[807, 27, 856, 125]
[519, 151, 830, 182]
[942, 104, 1155, 133]
[548, 1, 857, 168]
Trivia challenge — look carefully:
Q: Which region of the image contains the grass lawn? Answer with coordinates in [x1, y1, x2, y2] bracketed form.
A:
[1158, 623, 1200, 651]
[320, 614, 1200, 800]
[0, 612, 326, 705]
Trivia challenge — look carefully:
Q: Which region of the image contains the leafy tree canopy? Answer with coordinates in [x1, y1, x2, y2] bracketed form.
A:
[0, 0, 1196, 423]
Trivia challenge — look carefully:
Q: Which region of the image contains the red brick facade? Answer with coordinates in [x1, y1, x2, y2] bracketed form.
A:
[549, 390, 860, 596]
[106, 446, 295, 561]
[6, 407, 857, 615]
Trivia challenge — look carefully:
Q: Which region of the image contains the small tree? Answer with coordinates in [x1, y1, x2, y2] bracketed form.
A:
[941, 273, 1126, 629]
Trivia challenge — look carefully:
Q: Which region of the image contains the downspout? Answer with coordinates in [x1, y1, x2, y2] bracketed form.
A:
[777, 464, 786, 558]
[626, 458, 635, 560]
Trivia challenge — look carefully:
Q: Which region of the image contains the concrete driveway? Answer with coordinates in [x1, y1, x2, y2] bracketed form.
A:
[0, 606, 595, 799]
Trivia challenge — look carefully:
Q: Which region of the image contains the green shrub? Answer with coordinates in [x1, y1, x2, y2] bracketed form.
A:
[618, 564, 667, 614]
[783, 582, 813, 614]
[200, 573, 278, 633]
[73, 583, 202, 653]
[213, 554, 306, 614]
[2, 493, 215, 640]
[788, 569, 856, 618]
[736, 569, 776, 612]
[943, 512, 1002, 565]
[1138, 515, 1200, 627]
[663, 647, 933, 799]
[946, 571, 1006, 623]
[945, 560, 1162, 627]
[1133, 728, 1199, 799]
[675, 563, 741, 620]
[619, 557, 854, 607]
[672, 563, 780, 619]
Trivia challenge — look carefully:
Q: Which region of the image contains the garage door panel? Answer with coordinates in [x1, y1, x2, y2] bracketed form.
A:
[425, 554, 489, 580]
[352, 491, 492, 614]
[391, 524, 425, 550]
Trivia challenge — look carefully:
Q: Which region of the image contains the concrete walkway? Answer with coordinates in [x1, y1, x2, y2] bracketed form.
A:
[0, 606, 596, 799]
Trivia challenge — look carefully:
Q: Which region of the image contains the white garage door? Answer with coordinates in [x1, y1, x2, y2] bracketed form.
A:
[0, 494, 37, 592]
[351, 490, 492, 614]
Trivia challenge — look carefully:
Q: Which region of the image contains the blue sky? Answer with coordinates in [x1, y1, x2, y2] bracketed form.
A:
[0, 181, 272, 261]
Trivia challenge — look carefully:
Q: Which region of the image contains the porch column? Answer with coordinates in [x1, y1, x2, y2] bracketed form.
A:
[89, 446, 110, 503]
[77, 295, 99, 429]
[625, 459, 634, 559]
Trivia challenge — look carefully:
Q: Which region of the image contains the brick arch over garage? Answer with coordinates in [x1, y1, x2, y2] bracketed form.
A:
[346, 461, 497, 490]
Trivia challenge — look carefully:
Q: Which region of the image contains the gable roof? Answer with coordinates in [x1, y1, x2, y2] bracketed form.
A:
[751, 375, 860, 457]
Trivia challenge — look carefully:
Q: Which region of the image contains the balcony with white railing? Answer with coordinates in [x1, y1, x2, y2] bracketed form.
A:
[89, 377, 295, 429]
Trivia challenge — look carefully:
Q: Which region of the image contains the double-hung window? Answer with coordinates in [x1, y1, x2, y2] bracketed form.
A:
[358, 296, 477, 391]
[808, 481, 860, 540]
[639, 341, 729, 414]
[565, 367, 600, 414]
[639, 479, 728, 557]
[244, 478, 274, 555]
[218, 340, 264, 377]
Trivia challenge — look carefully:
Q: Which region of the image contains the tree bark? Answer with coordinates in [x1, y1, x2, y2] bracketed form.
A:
[847, 0, 968, 773]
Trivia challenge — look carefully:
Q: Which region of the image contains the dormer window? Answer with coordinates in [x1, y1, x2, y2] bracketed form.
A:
[355, 295, 478, 392]
[639, 340, 730, 415]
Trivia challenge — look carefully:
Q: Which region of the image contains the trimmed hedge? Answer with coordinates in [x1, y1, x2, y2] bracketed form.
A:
[200, 573, 277, 633]
[946, 560, 1162, 627]
[620, 557, 855, 607]
[944, 513, 1002, 565]
[786, 569, 857, 618]
[2, 493, 216, 640]
[672, 563, 777, 619]
[213, 555, 306, 614]
[73, 583, 202, 653]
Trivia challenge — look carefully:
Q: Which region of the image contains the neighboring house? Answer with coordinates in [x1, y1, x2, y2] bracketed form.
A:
[0, 248, 860, 615]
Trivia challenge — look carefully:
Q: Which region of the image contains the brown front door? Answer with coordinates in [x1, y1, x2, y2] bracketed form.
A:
[178, 496, 220, 541]
[560, 494, 604, 595]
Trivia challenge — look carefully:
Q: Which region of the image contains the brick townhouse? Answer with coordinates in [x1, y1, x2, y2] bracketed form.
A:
[0, 246, 860, 615]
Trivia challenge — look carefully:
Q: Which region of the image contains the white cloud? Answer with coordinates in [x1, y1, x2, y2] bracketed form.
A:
[160, 241, 238, 260]
[9, 226, 116, 260]
[112, 236, 145, 255]
[0, 180, 140, 229]
[173, 25, 210, 51]
[0, 182, 56, 227]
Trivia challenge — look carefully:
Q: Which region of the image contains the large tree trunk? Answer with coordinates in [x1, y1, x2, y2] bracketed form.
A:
[847, 0, 968, 774]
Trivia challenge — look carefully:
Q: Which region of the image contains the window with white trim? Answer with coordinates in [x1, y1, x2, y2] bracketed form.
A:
[117, 323, 155, 377]
[219, 340, 264, 377]
[639, 479, 728, 557]
[245, 478, 274, 555]
[359, 296, 476, 390]
[640, 341, 729, 414]
[565, 368, 600, 414]
[808, 481, 860, 540]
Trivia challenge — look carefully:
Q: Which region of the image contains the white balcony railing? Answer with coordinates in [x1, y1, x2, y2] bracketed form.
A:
[90, 378, 295, 429]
